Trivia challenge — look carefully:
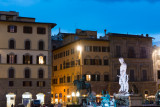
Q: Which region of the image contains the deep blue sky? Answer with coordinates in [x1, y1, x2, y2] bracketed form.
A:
[0, 0, 160, 44]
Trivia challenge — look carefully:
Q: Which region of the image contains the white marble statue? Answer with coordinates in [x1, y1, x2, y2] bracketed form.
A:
[118, 58, 129, 94]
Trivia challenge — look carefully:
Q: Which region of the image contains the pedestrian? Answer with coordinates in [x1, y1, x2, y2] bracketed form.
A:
[11, 104, 14, 107]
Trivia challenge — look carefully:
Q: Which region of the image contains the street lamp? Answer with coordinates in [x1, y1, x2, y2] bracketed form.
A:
[72, 92, 75, 104]
[77, 45, 82, 52]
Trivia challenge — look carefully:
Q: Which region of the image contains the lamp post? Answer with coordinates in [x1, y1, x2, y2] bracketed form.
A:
[72, 92, 75, 104]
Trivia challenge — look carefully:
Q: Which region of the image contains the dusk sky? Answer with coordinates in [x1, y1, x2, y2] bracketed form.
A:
[0, 0, 160, 44]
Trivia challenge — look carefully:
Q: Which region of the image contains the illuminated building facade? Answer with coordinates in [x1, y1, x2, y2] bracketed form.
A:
[52, 30, 157, 104]
[0, 11, 56, 107]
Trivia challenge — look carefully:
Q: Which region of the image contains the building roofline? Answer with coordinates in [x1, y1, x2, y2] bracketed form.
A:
[52, 38, 109, 51]
[0, 20, 57, 28]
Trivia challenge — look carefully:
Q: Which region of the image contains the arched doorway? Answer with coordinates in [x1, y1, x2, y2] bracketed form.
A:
[36, 93, 45, 105]
[22, 92, 32, 107]
[6, 93, 16, 107]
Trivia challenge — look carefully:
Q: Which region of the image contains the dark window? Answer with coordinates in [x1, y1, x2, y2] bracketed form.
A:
[66, 50, 70, 56]
[25, 40, 30, 50]
[53, 66, 57, 71]
[104, 59, 109, 65]
[9, 40, 15, 49]
[37, 81, 45, 87]
[93, 46, 101, 52]
[63, 61, 65, 69]
[116, 46, 121, 57]
[60, 64, 62, 70]
[67, 76, 70, 83]
[142, 70, 147, 81]
[9, 81, 14, 87]
[53, 79, 57, 84]
[8, 25, 17, 33]
[71, 49, 74, 54]
[130, 70, 134, 82]
[64, 76, 66, 83]
[104, 75, 109, 81]
[23, 81, 32, 87]
[140, 47, 147, 58]
[8, 68, 14, 78]
[102, 47, 109, 52]
[71, 61, 75, 67]
[37, 27, 46, 34]
[59, 78, 63, 83]
[23, 26, 32, 34]
[66, 62, 70, 68]
[24, 69, 30, 78]
[85, 46, 92, 52]
[91, 75, 100, 81]
[7, 54, 17, 64]
[77, 75, 80, 80]
[84, 59, 91, 65]
[158, 70, 160, 79]
[38, 69, 44, 78]
[23, 55, 32, 64]
[39, 41, 44, 50]
[128, 47, 136, 58]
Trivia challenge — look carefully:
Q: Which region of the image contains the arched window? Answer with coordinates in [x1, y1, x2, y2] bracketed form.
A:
[25, 40, 30, 50]
[23, 54, 32, 64]
[39, 41, 44, 50]
[38, 69, 44, 78]
[9, 39, 15, 49]
[24, 68, 30, 78]
[8, 68, 14, 78]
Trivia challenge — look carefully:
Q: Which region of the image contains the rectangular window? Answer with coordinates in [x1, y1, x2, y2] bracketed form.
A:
[23, 26, 32, 34]
[93, 46, 101, 52]
[104, 59, 109, 65]
[66, 62, 70, 68]
[142, 70, 147, 81]
[23, 81, 32, 87]
[86, 75, 91, 81]
[9, 81, 14, 87]
[130, 70, 135, 82]
[77, 75, 80, 80]
[37, 56, 46, 64]
[140, 47, 147, 58]
[102, 47, 108, 52]
[7, 54, 17, 64]
[53, 66, 57, 71]
[85, 46, 92, 52]
[71, 61, 75, 67]
[8, 25, 17, 33]
[116, 46, 121, 57]
[128, 47, 136, 58]
[23, 55, 32, 64]
[60, 64, 62, 70]
[59, 78, 63, 83]
[37, 81, 45, 87]
[67, 76, 70, 83]
[63, 61, 65, 69]
[158, 70, 160, 79]
[84, 59, 91, 65]
[37, 27, 46, 34]
[104, 75, 109, 81]
[53, 79, 57, 84]
[71, 49, 74, 54]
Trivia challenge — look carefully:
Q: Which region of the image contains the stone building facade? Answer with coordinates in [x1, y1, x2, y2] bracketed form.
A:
[0, 11, 56, 107]
[52, 29, 157, 104]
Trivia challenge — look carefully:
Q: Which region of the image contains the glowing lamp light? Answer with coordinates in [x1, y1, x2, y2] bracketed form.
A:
[77, 46, 82, 51]
[39, 56, 44, 64]
[76, 92, 80, 97]
[72, 92, 75, 97]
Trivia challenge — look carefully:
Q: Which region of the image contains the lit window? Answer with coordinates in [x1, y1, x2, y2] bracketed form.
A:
[37, 56, 46, 64]
[39, 56, 44, 64]
[86, 75, 91, 81]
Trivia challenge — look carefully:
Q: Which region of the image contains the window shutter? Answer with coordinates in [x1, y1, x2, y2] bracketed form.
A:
[14, 55, 17, 64]
[7, 54, 9, 64]
[43, 81, 45, 87]
[90, 46, 92, 52]
[15, 26, 17, 32]
[8, 26, 10, 32]
[23, 55, 25, 64]
[30, 56, 32, 64]
[37, 56, 39, 64]
[44, 56, 46, 64]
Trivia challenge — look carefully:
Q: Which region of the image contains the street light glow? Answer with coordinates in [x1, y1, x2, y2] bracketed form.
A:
[76, 91, 80, 97]
[77, 46, 82, 51]
[72, 92, 75, 97]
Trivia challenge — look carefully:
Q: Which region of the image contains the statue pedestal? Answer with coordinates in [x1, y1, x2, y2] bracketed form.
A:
[129, 94, 142, 106]
[114, 93, 130, 106]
